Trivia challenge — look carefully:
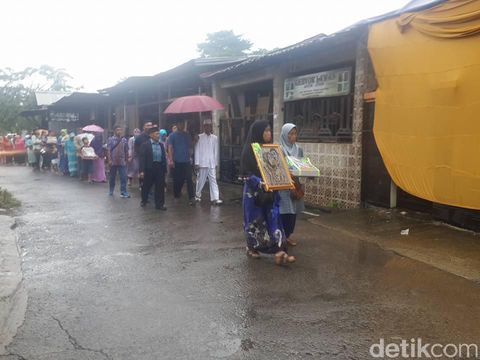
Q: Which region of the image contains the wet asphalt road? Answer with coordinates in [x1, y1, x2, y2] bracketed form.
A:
[1, 166, 480, 360]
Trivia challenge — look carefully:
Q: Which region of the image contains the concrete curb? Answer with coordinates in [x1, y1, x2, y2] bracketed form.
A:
[0, 215, 27, 354]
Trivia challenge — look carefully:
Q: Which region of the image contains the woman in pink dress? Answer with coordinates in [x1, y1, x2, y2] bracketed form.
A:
[90, 134, 107, 182]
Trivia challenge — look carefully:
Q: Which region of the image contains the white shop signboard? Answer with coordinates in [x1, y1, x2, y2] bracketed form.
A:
[284, 67, 351, 101]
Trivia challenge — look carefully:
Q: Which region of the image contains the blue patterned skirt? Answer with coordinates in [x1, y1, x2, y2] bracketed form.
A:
[243, 175, 286, 254]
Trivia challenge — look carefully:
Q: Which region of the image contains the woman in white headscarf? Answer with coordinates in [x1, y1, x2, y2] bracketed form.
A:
[279, 123, 305, 247]
[127, 128, 141, 186]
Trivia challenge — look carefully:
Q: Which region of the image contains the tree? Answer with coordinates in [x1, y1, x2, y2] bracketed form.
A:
[36, 65, 75, 92]
[0, 65, 76, 132]
[197, 30, 253, 57]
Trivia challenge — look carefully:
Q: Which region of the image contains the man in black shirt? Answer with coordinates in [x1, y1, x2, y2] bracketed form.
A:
[134, 121, 154, 154]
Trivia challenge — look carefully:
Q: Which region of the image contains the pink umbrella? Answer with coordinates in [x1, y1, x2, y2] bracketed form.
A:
[164, 95, 224, 114]
[82, 124, 104, 133]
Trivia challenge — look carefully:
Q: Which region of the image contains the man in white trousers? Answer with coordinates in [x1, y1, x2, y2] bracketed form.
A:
[195, 119, 223, 205]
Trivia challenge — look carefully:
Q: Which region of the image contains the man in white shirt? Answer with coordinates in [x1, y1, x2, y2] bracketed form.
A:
[194, 119, 222, 205]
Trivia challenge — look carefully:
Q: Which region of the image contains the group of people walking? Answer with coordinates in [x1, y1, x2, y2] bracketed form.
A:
[0, 134, 25, 165]
[14, 119, 224, 210]
[3, 119, 304, 267]
[131, 119, 224, 209]
[21, 128, 107, 181]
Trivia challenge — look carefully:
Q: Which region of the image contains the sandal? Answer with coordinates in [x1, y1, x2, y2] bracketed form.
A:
[246, 248, 260, 259]
[287, 238, 298, 246]
[275, 251, 296, 265]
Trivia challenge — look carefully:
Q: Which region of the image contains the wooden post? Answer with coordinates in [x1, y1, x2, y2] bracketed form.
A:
[158, 103, 163, 129]
[107, 105, 112, 136]
[123, 95, 127, 132]
[135, 89, 140, 130]
[390, 181, 397, 208]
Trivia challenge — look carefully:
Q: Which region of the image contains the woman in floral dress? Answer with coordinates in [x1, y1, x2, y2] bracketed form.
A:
[240, 120, 295, 265]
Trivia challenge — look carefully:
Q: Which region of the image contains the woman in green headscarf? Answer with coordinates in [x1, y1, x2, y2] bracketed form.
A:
[25, 135, 36, 167]
[64, 132, 78, 177]
[58, 129, 69, 175]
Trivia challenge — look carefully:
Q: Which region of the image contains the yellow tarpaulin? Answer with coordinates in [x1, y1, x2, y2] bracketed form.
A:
[368, 0, 480, 209]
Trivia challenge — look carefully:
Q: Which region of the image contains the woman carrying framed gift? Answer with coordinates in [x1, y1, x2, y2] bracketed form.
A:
[278, 123, 305, 247]
[240, 120, 296, 265]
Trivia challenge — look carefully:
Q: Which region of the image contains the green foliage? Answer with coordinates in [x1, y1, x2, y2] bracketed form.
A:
[197, 30, 253, 57]
[0, 187, 20, 209]
[328, 200, 340, 209]
[0, 65, 75, 133]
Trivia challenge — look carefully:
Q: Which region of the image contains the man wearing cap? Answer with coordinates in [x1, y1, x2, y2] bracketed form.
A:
[194, 119, 222, 205]
[139, 127, 167, 210]
[134, 121, 154, 190]
[134, 121, 154, 155]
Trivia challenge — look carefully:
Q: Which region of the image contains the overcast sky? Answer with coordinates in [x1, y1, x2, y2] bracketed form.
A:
[2, 0, 409, 92]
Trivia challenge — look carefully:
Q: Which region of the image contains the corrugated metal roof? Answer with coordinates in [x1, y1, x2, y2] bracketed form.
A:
[20, 92, 107, 117]
[19, 108, 48, 117]
[99, 57, 248, 94]
[192, 57, 248, 66]
[400, 0, 446, 13]
[206, 29, 357, 79]
[354, 0, 446, 25]
[49, 92, 109, 108]
[157, 57, 247, 78]
[35, 91, 70, 106]
[98, 76, 154, 94]
[207, 0, 447, 79]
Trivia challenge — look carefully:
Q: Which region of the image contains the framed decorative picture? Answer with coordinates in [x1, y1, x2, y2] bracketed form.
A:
[251, 143, 294, 191]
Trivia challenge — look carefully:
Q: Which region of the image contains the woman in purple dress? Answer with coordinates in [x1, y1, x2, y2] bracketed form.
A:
[90, 134, 106, 183]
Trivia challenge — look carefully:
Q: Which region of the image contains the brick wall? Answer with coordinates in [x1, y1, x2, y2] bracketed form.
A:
[301, 36, 369, 209]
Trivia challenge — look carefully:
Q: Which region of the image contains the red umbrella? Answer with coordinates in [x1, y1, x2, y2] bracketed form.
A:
[82, 124, 104, 133]
[164, 95, 224, 114]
